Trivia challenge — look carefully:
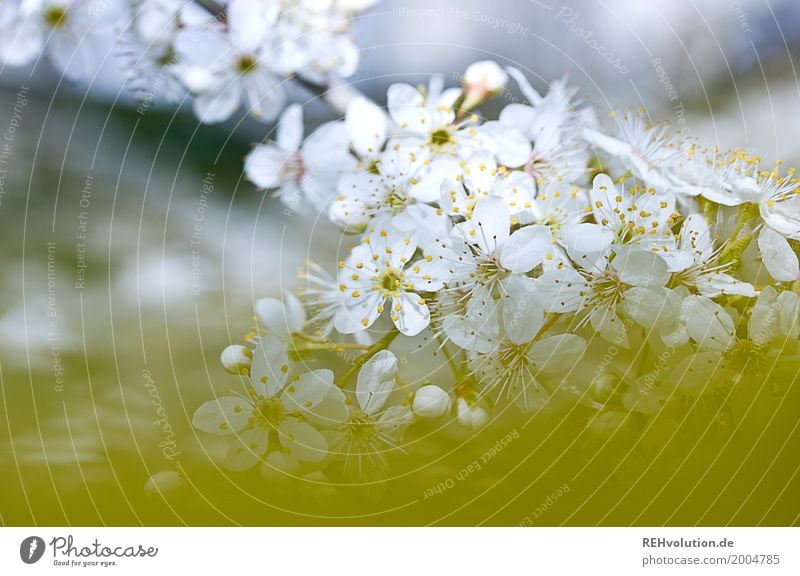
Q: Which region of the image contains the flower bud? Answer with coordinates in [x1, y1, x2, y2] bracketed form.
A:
[462, 60, 508, 110]
[220, 345, 252, 375]
[412, 385, 451, 419]
[456, 396, 490, 430]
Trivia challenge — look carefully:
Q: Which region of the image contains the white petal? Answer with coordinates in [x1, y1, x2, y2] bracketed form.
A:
[0, 19, 43, 67]
[760, 195, 800, 238]
[192, 396, 251, 435]
[778, 291, 800, 338]
[346, 97, 387, 157]
[584, 129, 632, 158]
[456, 196, 510, 254]
[758, 227, 800, 282]
[250, 334, 289, 397]
[193, 84, 241, 124]
[175, 28, 228, 66]
[377, 405, 415, 435]
[527, 334, 587, 372]
[748, 286, 779, 346]
[224, 427, 269, 471]
[276, 103, 303, 152]
[356, 349, 398, 414]
[493, 170, 535, 214]
[283, 291, 307, 332]
[464, 149, 498, 196]
[387, 83, 427, 134]
[334, 291, 384, 334]
[535, 267, 586, 313]
[679, 213, 714, 262]
[408, 157, 461, 203]
[46, 33, 91, 80]
[611, 245, 670, 287]
[393, 204, 448, 247]
[281, 369, 336, 412]
[681, 295, 736, 351]
[279, 420, 328, 462]
[670, 351, 723, 395]
[588, 173, 622, 225]
[255, 291, 305, 338]
[500, 276, 544, 345]
[245, 144, 289, 189]
[406, 257, 446, 292]
[391, 292, 430, 337]
[505, 66, 542, 105]
[482, 122, 532, 168]
[443, 287, 500, 353]
[589, 306, 629, 347]
[302, 121, 357, 202]
[695, 272, 755, 298]
[558, 223, 613, 259]
[304, 387, 349, 427]
[228, 0, 277, 52]
[621, 286, 681, 330]
[499, 224, 552, 273]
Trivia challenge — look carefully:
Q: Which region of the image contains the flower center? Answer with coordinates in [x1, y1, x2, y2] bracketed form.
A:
[589, 273, 625, 307]
[237, 55, 258, 75]
[430, 128, 452, 148]
[255, 397, 285, 429]
[385, 186, 409, 212]
[281, 151, 305, 183]
[474, 250, 506, 286]
[345, 413, 379, 448]
[380, 268, 404, 293]
[156, 45, 177, 67]
[43, 6, 68, 28]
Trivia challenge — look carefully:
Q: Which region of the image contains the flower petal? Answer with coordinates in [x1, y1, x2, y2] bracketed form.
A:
[535, 267, 586, 313]
[391, 292, 431, 337]
[346, 97, 387, 157]
[224, 427, 269, 471]
[621, 286, 682, 330]
[589, 306, 629, 347]
[281, 369, 336, 412]
[455, 196, 510, 254]
[681, 295, 735, 351]
[304, 387, 349, 427]
[334, 291, 384, 334]
[558, 223, 613, 259]
[758, 227, 800, 282]
[244, 144, 289, 189]
[527, 334, 587, 372]
[279, 419, 328, 462]
[500, 276, 544, 345]
[356, 349, 398, 414]
[611, 245, 670, 287]
[192, 396, 252, 435]
[499, 224, 552, 273]
[255, 291, 306, 338]
[250, 334, 289, 397]
[276, 103, 303, 152]
[193, 84, 241, 124]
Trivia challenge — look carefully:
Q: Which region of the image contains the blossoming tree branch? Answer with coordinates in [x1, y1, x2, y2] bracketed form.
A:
[5, 0, 799, 483]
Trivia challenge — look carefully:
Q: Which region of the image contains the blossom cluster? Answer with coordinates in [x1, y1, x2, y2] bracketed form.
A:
[196, 60, 800, 482]
[0, 0, 373, 122]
